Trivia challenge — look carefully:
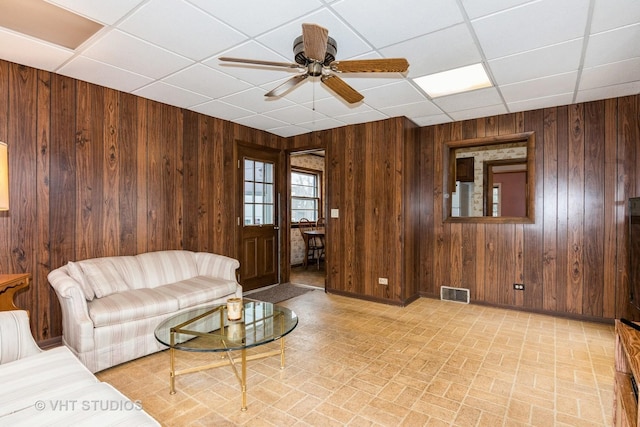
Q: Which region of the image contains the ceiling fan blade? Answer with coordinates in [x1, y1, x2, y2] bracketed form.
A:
[330, 58, 409, 73]
[219, 56, 302, 69]
[302, 23, 329, 62]
[321, 75, 364, 104]
[265, 74, 309, 98]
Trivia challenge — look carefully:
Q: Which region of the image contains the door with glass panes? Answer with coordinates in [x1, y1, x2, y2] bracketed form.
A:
[237, 145, 280, 291]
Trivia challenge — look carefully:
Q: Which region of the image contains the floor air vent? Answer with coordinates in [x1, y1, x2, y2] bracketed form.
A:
[440, 286, 470, 304]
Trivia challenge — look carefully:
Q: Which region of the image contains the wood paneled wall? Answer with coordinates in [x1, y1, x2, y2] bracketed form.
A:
[0, 60, 281, 341]
[1, 57, 638, 344]
[420, 97, 640, 321]
[288, 97, 640, 321]
[286, 117, 421, 305]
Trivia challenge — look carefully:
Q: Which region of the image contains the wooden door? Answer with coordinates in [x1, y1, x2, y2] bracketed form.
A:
[237, 144, 281, 291]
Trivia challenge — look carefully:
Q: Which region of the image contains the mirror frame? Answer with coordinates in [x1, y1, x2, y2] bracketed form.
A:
[443, 131, 535, 224]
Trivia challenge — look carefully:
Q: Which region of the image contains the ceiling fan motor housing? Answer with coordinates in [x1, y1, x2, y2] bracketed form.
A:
[293, 35, 337, 66]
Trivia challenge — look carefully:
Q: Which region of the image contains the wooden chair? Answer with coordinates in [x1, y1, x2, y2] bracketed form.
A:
[298, 218, 324, 269]
[314, 218, 326, 267]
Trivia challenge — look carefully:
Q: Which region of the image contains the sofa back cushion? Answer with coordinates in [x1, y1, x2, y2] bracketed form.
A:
[136, 250, 199, 288]
[66, 261, 95, 301]
[77, 258, 129, 298]
[111, 256, 147, 290]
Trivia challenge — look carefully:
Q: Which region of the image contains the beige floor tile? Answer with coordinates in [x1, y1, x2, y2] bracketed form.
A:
[96, 290, 615, 426]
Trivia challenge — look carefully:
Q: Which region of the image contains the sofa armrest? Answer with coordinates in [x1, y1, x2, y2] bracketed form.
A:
[195, 253, 241, 282]
[47, 267, 95, 353]
[0, 310, 42, 364]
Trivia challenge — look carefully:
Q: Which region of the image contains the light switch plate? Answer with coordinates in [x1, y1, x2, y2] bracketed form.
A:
[330, 209, 339, 218]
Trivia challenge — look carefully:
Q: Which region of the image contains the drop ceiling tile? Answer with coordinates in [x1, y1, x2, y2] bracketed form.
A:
[433, 87, 503, 112]
[221, 87, 295, 113]
[449, 104, 508, 121]
[58, 56, 153, 92]
[332, 0, 463, 48]
[133, 81, 210, 108]
[579, 57, 640, 91]
[380, 24, 482, 78]
[379, 100, 443, 119]
[590, 0, 640, 33]
[163, 64, 252, 98]
[235, 114, 289, 131]
[189, 100, 253, 121]
[82, 30, 193, 79]
[302, 95, 372, 116]
[118, 0, 245, 60]
[298, 116, 346, 132]
[460, 0, 536, 19]
[360, 81, 426, 109]
[576, 81, 640, 104]
[472, 0, 589, 59]
[263, 105, 323, 125]
[256, 9, 371, 61]
[500, 72, 578, 103]
[488, 39, 583, 85]
[507, 93, 574, 113]
[410, 113, 453, 127]
[335, 110, 388, 125]
[583, 23, 640, 68]
[189, 0, 324, 37]
[266, 124, 311, 137]
[0, 28, 73, 71]
[47, 0, 145, 25]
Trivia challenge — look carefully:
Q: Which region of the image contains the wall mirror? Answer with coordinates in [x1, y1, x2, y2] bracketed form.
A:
[444, 132, 535, 224]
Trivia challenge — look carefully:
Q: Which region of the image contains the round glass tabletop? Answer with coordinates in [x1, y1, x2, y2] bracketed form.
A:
[154, 300, 298, 352]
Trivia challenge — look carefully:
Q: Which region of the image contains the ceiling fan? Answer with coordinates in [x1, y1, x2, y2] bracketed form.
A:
[219, 23, 409, 104]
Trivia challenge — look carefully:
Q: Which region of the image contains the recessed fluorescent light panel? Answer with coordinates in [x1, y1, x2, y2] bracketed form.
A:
[0, 0, 103, 50]
[414, 63, 492, 98]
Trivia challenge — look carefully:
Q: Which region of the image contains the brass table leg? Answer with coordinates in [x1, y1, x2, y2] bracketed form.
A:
[280, 337, 286, 369]
[241, 348, 247, 411]
[170, 330, 176, 394]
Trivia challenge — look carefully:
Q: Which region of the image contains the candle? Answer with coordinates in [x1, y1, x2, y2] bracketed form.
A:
[227, 321, 245, 342]
[226, 298, 242, 321]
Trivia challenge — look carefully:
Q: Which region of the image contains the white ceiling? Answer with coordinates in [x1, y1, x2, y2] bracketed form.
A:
[1, 0, 639, 137]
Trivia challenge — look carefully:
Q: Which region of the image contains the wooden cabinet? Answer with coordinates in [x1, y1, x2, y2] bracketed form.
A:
[0, 273, 31, 312]
[456, 157, 474, 182]
[614, 319, 640, 426]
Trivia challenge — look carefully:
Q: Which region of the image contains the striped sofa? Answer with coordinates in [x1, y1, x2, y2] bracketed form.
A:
[0, 310, 159, 425]
[48, 250, 242, 373]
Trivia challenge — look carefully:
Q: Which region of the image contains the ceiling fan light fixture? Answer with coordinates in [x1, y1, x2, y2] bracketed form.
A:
[414, 63, 492, 98]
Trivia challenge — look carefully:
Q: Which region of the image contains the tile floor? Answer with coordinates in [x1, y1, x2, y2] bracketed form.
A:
[96, 291, 615, 426]
[290, 265, 325, 289]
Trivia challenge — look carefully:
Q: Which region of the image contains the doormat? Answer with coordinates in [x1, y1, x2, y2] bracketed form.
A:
[245, 283, 315, 304]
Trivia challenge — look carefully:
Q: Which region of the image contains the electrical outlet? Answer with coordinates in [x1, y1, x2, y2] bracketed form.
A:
[513, 283, 525, 291]
[378, 278, 388, 285]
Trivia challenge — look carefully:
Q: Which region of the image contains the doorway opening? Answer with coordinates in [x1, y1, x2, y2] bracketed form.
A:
[289, 149, 326, 290]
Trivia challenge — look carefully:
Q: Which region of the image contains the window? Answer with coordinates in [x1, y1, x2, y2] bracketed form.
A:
[492, 184, 501, 217]
[244, 159, 274, 225]
[291, 169, 320, 223]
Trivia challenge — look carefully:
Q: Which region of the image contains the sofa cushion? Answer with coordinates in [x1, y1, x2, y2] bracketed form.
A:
[67, 261, 95, 301]
[88, 288, 179, 327]
[0, 346, 98, 417]
[136, 250, 199, 288]
[154, 276, 239, 309]
[79, 258, 129, 298]
[112, 255, 147, 290]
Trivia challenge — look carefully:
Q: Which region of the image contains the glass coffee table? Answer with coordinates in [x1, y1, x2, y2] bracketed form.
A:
[154, 300, 298, 411]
